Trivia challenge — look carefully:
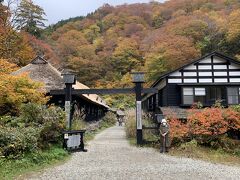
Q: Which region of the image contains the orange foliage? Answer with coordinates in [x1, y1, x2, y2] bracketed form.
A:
[168, 117, 188, 140]
[187, 108, 228, 136]
[223, 108, 240, 131]
[167, 107, 240, 141]
[26, 34, 61, 66]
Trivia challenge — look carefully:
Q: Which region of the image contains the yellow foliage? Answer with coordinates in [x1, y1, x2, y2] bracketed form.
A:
[227, 10, 240, 41]
[0, 59, 18, 74]
[0, 73, 48, 115]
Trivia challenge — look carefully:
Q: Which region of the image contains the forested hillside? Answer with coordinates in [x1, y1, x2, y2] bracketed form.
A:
[1, 0, 240, 107]
[42, 0, 240, 87]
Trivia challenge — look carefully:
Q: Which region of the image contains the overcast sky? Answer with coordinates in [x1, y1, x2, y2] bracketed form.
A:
[32, 0, 165, 25]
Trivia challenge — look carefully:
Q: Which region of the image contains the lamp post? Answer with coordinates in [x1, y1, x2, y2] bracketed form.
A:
[62, 71, 76, 129]
[132, 72, 145, 145]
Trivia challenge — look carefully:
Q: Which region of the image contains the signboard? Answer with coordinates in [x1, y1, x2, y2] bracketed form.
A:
[67, 134, 81, 148]
[136, 101, 142, 130]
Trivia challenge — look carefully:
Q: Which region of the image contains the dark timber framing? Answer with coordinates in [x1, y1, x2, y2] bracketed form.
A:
[50, 88, 157, 96]
[55, 76, 157, 145]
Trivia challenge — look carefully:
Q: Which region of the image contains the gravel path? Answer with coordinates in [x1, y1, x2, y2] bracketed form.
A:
[27, 126, 240, 180]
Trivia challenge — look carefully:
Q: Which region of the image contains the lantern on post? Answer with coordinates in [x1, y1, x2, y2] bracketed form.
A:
[62, 70, 76, 129]
[131, 72, 145, 145]
[132, 72, 145, 83]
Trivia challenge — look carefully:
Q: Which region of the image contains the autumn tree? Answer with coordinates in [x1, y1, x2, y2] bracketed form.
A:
[57, 30, 88, 58]
[111, 38, 143, 75]
[143, 32, 200, 82]
[0, 59, 18, 75]
[0, 59, 47, 115]
[0, 1, 35, 66]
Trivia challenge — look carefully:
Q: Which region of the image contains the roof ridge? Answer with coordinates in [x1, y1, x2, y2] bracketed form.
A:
[31, 56, 48, 64]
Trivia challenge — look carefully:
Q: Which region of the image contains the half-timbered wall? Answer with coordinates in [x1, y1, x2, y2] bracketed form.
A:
[167, 56, 240, 84]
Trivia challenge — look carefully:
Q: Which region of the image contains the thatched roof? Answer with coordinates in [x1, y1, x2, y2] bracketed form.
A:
[12, 56, 109, 109]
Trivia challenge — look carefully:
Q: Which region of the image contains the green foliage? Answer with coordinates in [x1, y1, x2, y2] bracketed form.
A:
[104, 94, 135, 109]
[209, 135, 240, 153]
[0, 126, 39, 159]
[230, 105, 240, 112]
[0, 103, 65, 159]
[145, 54, 167, 82]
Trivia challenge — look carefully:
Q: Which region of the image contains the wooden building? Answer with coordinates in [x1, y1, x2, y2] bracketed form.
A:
[13, 56, 109, 121]
[143, 52, 240, 118]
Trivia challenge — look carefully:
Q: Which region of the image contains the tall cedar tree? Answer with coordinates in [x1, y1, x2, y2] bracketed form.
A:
[14, 0, 46, 37]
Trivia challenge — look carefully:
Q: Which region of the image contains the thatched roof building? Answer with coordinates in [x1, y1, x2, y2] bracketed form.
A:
[13, 56, 109, 109]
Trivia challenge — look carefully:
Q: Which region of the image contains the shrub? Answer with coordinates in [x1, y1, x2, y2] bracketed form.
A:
[0, 126, 40, 159]
[210, 135, 240, 154]
[168, 118, 188, 145]
[167, 107, 240, 148]
[188, 107, 240, 137]
[0, 103, 66, 158]
[24, 104, 66, 148]
[187, 108, 228, 136]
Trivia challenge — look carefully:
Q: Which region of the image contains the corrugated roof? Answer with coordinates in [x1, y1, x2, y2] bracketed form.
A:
[12, 56, 109, 109]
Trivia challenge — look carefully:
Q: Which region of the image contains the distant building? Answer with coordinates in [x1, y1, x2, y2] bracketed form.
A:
[13, 56, 109, 121]
[142, 52, 240, 118]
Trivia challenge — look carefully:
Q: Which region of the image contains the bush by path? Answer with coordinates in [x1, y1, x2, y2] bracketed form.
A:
[0, 103, 65, 159]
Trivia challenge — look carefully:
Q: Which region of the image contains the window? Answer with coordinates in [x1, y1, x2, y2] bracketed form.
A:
[208, 87, 225, 102]
[195, 88, 206, 96]
[195, 88, 206, 104]
[183, 88, 194, 105]
[183, 87, 206, 105]
[227, 88, 239, 105]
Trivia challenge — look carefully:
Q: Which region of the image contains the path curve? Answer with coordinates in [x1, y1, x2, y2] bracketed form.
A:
[28, 126, 240, 180]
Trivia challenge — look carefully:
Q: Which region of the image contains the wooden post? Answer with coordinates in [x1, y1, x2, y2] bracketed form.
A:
[65, 84, 72, 129]
[135, 82, 143, 145]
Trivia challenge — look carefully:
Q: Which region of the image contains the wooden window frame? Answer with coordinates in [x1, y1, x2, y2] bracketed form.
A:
[227, 87, 240, 105]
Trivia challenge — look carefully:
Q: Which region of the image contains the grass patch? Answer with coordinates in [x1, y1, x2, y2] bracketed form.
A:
[169, 140, 240, 166]
[0, 145, 70, 180]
